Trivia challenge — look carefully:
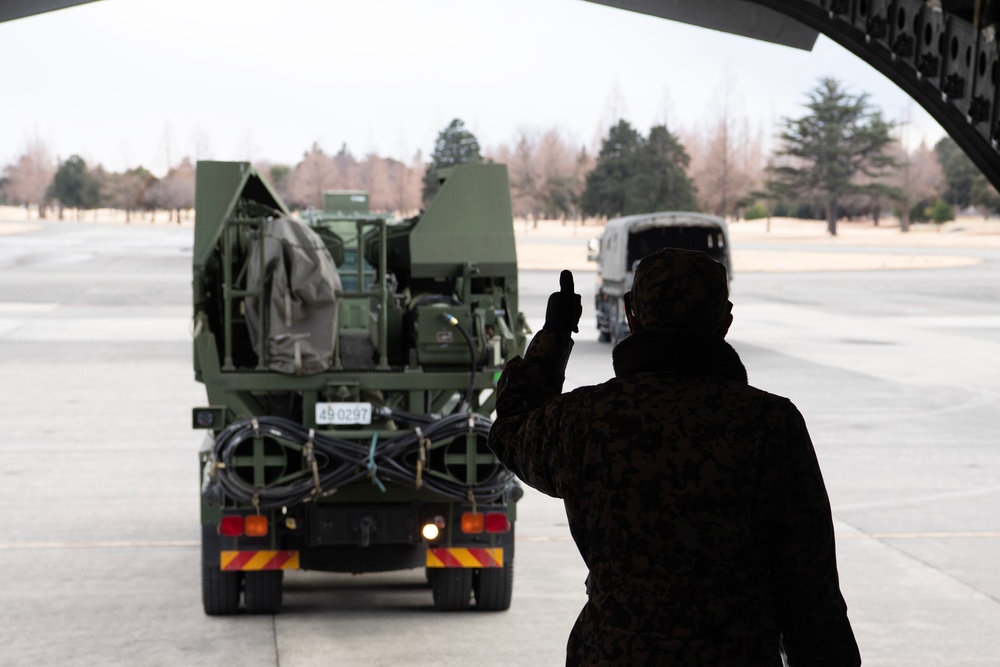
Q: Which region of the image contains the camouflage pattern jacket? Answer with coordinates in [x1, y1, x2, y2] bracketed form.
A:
[489, 327, 861, 667]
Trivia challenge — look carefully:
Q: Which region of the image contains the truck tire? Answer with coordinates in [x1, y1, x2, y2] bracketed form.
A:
[608, 296, 624, 346]
[612, 319, 630, 346]
[202, 562, 242, 616]
[428, 568, 472, 611]
[474, 559, 513, 611]
[244, 571, 283, 615]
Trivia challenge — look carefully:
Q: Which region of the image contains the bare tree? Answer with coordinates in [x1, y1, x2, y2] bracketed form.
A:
[91, 165, 110, 221]
[286, 143, 337, 210]
[382, 158, 406, 214]
[507, 130, 540, 221]
[284, 143, 420, 214]
[486, 143, 511, 166]
[365, 155, 420, 215]
[535, 128, 579, 222]
[142, 175, 161, 222]
[501, 127, 579, 222]
[404, 151, 424, 215]
[689, 81, 765, 219]
[598, 79, 628, 137]
[362, 154, 393, 212]
[889, 139, 945, 231]
[2, 139, 56, 219]
[489, 129, 594, 224]
[107, 167, 154, 223]
[332, 143, 361, 191]
[150, 158, 195, 223]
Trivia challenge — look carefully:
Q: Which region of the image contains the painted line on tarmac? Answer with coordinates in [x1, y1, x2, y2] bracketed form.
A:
[516, 535, 574, 542]
[517, 532, 1000, 542]
[838, 531, 1000, 539]
[837, 482, 1000, 512]
[0, 540, 199, 550]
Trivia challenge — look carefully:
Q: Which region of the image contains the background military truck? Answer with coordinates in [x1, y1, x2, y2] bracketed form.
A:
[588, 212, 731, 344]
[192, 161, 527, 615]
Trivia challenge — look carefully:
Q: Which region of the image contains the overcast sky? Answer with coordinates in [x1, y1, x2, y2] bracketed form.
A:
[0, 0, 946, 175]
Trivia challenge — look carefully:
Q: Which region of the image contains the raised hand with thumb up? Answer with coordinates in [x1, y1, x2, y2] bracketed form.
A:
[544, 269, 582, 336]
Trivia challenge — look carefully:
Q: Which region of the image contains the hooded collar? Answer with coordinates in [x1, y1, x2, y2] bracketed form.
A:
[612, 328, 748, 384]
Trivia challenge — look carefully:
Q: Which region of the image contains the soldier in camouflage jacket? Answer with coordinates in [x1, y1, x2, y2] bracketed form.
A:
[488, 249, 861, 666]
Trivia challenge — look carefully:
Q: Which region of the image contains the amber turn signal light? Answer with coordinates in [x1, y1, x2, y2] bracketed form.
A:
[461, 512, 484, 533]
[245, 515, 268, 537]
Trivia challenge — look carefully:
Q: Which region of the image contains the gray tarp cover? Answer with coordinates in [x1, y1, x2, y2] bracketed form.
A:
[245, 216, 341, 375]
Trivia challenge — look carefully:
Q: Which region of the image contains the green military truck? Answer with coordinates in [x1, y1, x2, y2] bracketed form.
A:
[192, 161, 527, 614]
[588, 212, 732, 345]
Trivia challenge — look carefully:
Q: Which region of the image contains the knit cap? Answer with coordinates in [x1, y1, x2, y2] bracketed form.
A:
[628, 248, 729, 332]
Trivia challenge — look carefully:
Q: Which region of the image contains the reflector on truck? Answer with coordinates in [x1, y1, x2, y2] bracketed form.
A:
[220, 550, 300, 571]
[426, 547, 503, 568]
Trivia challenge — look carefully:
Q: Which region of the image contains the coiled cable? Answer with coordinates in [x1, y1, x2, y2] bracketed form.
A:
[205, 410, 513, 510]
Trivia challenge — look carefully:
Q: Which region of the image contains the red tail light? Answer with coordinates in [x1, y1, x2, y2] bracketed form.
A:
[219, 516, 244, 536]
[484, 513, 510, 533]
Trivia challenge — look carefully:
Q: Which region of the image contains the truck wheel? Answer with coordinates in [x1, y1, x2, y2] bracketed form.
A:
[244, 571, 283, 614]
[612, 320, 630, 346]
[428, 568, 472, 611]
[609, 303, 623, 345]
[474, 559, 513, 611]
[202, 562, 242, 616]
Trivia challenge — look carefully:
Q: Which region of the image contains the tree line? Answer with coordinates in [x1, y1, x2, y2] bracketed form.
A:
[2, 78, 997, 234]
[0, 144, 196, 223]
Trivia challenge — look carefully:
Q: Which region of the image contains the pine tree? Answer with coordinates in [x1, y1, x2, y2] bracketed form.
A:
[48, 155, 101, 219]
[627, 124, 698, 214]
[580, 120, 643, 218]
[581, 120, 697, 218]
[422, 119, 482, 204]
[767, 78, 895, 235]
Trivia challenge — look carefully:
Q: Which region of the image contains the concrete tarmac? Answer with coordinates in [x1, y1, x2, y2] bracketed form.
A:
[1, 219, 999, 666]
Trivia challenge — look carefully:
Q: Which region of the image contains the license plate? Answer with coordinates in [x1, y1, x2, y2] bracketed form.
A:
[316, 402, 372, 425]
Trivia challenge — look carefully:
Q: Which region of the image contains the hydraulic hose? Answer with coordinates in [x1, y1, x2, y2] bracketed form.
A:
[443, 312, 477, 412]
